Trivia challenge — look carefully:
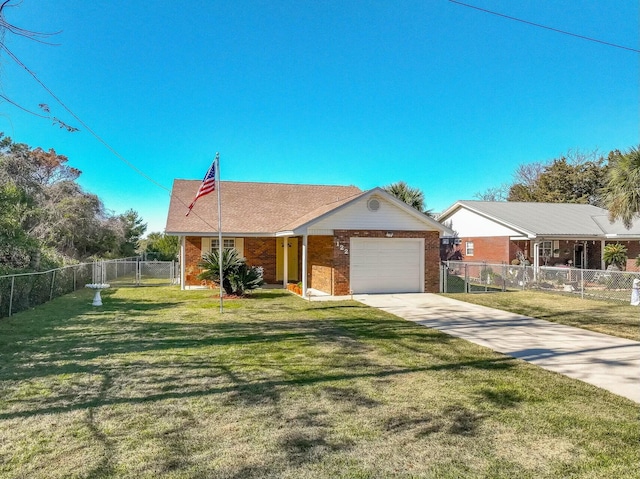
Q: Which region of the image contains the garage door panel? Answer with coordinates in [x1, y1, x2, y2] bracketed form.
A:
[350, 238, 424, 294]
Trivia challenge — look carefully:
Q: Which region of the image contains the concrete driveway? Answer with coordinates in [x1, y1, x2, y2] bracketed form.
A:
[354, 293, 640, 403]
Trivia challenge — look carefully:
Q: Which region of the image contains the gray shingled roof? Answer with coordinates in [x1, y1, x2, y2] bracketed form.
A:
[444, 201, 640, 237]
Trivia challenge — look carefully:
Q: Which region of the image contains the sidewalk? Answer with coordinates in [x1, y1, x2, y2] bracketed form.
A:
[354, 293, 640, 403]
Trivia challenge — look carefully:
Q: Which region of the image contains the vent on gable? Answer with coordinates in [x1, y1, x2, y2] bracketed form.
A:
[367, 197, 381, 212]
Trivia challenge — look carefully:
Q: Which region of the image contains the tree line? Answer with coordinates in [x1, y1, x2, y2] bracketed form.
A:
[384, 146, 639, 229]
[3, 134, 636, 276]
[0, 134, 176, 275]
[473, 146, 639, 228]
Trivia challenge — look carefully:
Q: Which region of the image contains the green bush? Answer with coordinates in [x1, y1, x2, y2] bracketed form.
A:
[603, 243, 628, 270]
[198, 248, 264, 296]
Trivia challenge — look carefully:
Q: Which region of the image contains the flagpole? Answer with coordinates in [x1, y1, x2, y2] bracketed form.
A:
[216, 152, 223, 314]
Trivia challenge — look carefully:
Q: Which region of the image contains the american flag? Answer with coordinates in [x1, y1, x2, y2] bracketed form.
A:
[186, 160, 216, 216]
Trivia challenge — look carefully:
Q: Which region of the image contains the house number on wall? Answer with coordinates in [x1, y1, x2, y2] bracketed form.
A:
[335, 240, 349, 255]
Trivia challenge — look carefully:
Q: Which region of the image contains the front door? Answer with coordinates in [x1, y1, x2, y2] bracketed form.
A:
[276, 237, 299, 281]
[574, 244, 584, 268]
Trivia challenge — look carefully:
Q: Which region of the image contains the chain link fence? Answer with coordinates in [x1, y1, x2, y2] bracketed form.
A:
[93, 259, 178, 286]
[1, 259, 179, 318]
[0, 263, 93, 318]
[442, 261, 639, 303]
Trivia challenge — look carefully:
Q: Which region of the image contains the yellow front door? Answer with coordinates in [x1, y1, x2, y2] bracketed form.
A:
[276, 237, 299, 281]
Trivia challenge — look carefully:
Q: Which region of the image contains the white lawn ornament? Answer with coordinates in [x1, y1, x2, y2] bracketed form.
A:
[85, 283, 110, 306]
[631, 278, 640, 307]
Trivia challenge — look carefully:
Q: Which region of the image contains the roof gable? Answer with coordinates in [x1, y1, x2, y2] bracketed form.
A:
[439, 201, 640, 238]
[296, 188, 452, 235]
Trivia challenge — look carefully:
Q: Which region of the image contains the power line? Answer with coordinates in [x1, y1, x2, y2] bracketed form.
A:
[0, 93, 47, 118]
[0, 43, 171, 192]
[0, 42, 219, 231]
[449, 0, 640, 54]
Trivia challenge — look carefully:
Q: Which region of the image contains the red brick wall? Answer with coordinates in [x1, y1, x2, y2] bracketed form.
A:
[332, 233, 350, 296]
[184, 236, 203, 286]
[184, 231, 453, 293]
[586, 242, 601, 270]
[443, 237, 640, 272]
[243, 237, 277, 283]
[332, 230, 441, 295]
[308, 236, 334, 294]
[183, 236, 279, 285]
[458, 236, 510, 263]
[625, 242, 640, 272]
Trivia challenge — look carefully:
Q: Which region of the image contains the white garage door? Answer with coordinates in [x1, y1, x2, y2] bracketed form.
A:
[350, 238, 424, 294]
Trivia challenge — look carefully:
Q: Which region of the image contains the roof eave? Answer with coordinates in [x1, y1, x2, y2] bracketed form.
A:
[440, 201, 535, 237]
[166, 231, 279, 237]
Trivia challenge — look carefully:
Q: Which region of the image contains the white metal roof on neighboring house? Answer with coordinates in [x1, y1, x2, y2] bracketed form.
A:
[439, 201, 640, 238]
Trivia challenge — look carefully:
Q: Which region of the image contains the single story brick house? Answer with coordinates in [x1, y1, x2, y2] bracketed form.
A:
[438, 201, 640, 271]
[165, 180, 453, 296]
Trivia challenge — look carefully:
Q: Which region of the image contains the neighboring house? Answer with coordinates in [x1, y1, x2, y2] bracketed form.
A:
[438, 201, 640, 271]
[165, 180, 452, 296]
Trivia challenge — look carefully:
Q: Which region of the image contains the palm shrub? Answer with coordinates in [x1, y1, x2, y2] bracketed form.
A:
[603, 243, 628, 270]
[230, 264, 264, 296]
[198, 248, 264, 295]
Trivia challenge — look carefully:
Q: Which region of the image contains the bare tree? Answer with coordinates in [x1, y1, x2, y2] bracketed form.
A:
[474, 184, 510, 202]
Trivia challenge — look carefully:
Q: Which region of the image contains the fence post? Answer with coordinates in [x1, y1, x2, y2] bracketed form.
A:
[483, 262, 487, 292]
[50, 270, 56, 301]
[9, 276, 15, 317]
[443, 265, 447, 293]
[73, 268, 77, 291]
[464, 263, 469, 293]
[580, 268, 584, 299]
[502, 263, 506, 292]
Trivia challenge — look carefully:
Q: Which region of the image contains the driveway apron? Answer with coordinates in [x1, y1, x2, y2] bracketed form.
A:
[354, 293, 640, 403]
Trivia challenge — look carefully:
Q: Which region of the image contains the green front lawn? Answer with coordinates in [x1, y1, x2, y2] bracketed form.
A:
[441, 291, 640, 341]
[0, 286, 637, 478]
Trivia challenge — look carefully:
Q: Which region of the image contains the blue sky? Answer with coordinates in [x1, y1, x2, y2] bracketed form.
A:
[1, 0, 638, 234]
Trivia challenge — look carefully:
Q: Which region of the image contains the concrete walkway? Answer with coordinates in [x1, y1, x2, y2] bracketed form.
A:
[354, 293, 640, 403]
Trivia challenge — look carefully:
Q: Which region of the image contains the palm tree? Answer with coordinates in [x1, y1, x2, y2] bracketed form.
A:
[602, 146, 640, 228]
[603, 243, 628, 270]
[384, 181, 432, 215]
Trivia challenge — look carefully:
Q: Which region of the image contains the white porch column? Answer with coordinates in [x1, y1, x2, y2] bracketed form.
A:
[600, 240, 606, 270]
[282, 237, 289, 288]
[301, 234, 308, 298]
[533, 241, 540, 280]
[180, 236, 186, 290]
